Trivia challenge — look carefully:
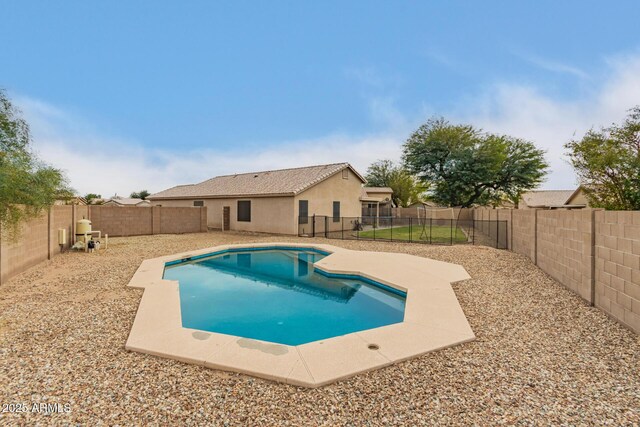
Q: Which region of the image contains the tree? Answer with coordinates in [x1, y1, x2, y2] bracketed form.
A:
[0, 90, 71, 240]
[130, 190, 150, 200]
[365, 160, 426, 207]
[565, 107, 640, 210]
[402, 117, 548, 208]
[84, 193, 102, 205]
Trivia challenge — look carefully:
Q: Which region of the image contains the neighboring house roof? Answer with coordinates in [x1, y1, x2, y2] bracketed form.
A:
[149, 163, 366, 200]
[520, 190, 577, 208]
[104, 197, 150, 206]
[408, 200, 441, 208]
[55, 196, 87, 206]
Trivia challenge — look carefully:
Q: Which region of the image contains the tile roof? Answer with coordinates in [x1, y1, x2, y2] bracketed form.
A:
[106, 197, 150, 205]
[521, 190, 575, 207]
[149, 163, 366, 199]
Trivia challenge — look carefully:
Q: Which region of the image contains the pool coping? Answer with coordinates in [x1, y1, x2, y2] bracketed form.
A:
[125, 243, 475, 387]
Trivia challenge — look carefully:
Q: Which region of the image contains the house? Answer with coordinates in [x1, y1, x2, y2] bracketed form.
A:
[518, 186, 589, 209]
[148, 163, 367, 234]
[360, 187, 394, 217]
[565, 186, 590, 207]
[103, 197, 151, 207]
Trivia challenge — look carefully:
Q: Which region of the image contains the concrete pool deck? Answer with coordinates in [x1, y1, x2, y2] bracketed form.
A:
[126, 243, 475, 387]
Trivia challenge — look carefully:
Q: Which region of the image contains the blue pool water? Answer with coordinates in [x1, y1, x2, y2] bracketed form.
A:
[163, 247, 406, 345]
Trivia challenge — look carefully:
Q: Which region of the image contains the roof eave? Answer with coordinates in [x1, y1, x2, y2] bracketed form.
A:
[148, 192, 296, 200]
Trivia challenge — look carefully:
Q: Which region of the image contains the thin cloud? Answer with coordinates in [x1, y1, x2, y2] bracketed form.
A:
[461, 53, 640, 188]
[13, 52, 640, 196]
[423, 47, 457, 69]
[514, 51, 589, 79]
[17, 97, 405, 196]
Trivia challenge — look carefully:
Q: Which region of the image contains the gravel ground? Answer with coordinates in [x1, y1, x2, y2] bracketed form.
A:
[0, 231, 638, 426]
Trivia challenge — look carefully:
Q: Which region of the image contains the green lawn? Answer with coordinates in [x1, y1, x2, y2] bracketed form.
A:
[356, 225, 469, 243]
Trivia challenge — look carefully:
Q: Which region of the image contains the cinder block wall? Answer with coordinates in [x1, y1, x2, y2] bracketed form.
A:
[89, 206, 153, 236]
[476, 207, 639, 334]
[87, 206, 207, 236]
[49, 206, 73, 254]
[158, 207, 207, 234]
[594, 211, 640, 332]
[0, 212, 50, 285]
[0, 205, 208, 285]
[536, 210, 595, 303]
[511, 210, 536, 262]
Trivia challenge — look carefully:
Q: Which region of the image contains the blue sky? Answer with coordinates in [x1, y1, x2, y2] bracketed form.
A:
[2, 1, 640, 196]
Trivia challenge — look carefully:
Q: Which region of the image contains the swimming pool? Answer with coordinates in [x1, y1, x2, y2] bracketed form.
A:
[163, 247, 406, 345]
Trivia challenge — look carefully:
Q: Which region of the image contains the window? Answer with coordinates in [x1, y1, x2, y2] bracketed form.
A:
[193, 200, 204, 207]
[298, 200, 308, 224]
[342, 169, 349, 179]
[237, 200, 251, 222]
[333, 201, 340, 222]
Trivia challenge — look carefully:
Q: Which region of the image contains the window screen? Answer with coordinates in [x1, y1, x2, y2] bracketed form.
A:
[237, 200, 251, 222]
[193, 200, 204, 207]
[299, 200, 308, 224]
[333, 201, 340, 222]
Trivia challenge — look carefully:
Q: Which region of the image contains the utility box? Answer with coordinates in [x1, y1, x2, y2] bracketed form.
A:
[58, 228, 67, 246]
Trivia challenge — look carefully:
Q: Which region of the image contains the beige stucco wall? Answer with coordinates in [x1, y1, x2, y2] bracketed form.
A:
[567, 188, 589, 207]
[294, 168, 363, 220]
[154, 197, 296, 235]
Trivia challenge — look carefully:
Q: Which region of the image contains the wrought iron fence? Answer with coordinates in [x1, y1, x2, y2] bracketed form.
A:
[298, 215, 508, 249]
[361, 206, 392, 217]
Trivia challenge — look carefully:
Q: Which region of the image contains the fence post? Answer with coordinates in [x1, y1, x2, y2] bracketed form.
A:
[409, 217, 412, 242]
[47, 208, 52, 260]
[533, 209, 538, 265]
[496, 216, 500, 249]
[0, 220, 3, 285]
[0, 220, 2, 285]
[429, 218, 433, 244]
[312, 214, 315, 238]
[589, 209, 596, 306]
[450, 218, 453, 245]
[472, 218, 475, 245]
[390, 216, 393, 241]
[509, 209, 513, 250]
[341, 217, 344, 240]
[325, 216, 328, 238]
